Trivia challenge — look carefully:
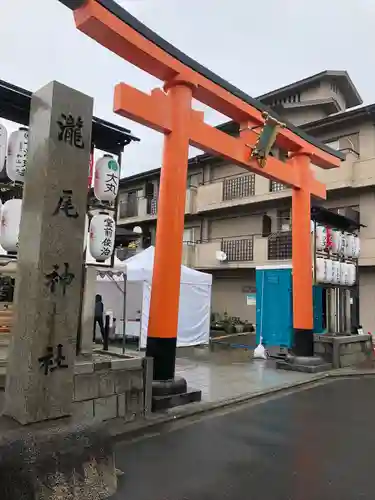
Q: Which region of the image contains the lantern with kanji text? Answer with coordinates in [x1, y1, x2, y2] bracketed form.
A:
[6, 128, 28, 183]
[89, 212, 115, 262]
[94, 154, 120, 202]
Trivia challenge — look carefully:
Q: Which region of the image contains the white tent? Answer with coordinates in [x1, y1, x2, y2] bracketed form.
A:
[96, 246, 212, 348]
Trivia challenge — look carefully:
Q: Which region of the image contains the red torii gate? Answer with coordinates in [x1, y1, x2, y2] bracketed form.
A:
[60, 0, 343, 381]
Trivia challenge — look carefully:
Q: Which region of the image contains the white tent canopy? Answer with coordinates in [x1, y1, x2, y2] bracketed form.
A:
[96, 246, 212, 348]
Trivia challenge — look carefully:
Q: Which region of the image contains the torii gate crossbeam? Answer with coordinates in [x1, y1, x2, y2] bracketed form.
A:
[59, 0, 343, 380]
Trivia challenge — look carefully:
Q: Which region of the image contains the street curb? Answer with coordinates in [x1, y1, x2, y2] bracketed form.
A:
[107, 373, 329, 441]
[107, 369, 375, 442]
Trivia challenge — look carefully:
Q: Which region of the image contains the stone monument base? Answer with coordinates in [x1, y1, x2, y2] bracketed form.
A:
[73, 352, 152, 422]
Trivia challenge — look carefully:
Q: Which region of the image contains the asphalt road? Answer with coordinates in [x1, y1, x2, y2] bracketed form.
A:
[114, 377, 375, 500]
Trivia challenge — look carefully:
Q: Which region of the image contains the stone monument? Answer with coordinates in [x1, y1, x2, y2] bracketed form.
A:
[4, 81, 93, 424]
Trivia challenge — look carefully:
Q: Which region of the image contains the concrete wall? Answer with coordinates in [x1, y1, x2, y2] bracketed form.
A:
[211, 271, 256, 323]
[282, 107, 328, 126]
[73, 355, 152, 422]
[209, 215, 262, 239]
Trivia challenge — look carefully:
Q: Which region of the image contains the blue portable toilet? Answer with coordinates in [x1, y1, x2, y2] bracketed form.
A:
[256, 265, 324, 349]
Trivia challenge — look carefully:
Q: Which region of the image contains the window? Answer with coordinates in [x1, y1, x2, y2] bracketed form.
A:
[183, 228, 195, 245]
[270, 180, 286, 192]
[277, 209, 291, 231]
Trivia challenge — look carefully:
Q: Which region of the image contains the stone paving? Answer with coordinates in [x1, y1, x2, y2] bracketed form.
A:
[103, 343, 318, 404]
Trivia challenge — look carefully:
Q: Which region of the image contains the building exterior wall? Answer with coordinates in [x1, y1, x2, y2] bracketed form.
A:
[210, 271, 256, 323]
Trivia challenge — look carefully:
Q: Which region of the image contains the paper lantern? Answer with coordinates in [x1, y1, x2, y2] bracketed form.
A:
[316, 225, 327, 251]
[0, 199, 22, 253]
[331, 230, 342, 254]
[324, 259, 333, 283]
[6, 127, 28, 183]
[315, 258, 326, 283]
[344, 233, 354, 258]
[0, 123, 7, 173]
[347, 264, 356, 286]
[340, 262, 349, 286]
[326, 228, 333, 251]
[352, 236, 360, 259]
[331, 261, 341, 285]
[94, 154, 120, 202]
[339, 232, 347, 257]
[89, 212, 115, 262]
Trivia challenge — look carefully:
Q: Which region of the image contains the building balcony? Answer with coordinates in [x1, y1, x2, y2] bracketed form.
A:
[311, 149, 375, 191]
[195, 151, 375, 214]
[192, 232, 292, 269]
[118, 187, 196, 225]
[195, 173, 291, 214]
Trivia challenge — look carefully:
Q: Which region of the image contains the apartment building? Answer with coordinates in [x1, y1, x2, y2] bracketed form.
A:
[117, 70, 375, 333]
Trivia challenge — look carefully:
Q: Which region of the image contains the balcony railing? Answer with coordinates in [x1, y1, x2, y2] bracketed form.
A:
[222, 174, 255, 201]
[267, 231, 292, 260]
[221, 237, 254, 261]
[270, 180, 287, 192]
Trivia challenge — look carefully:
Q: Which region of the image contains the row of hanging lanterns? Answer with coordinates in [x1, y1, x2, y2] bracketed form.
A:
[315, 224, 360, 259]
[0, 121, 119, 262]
[0, 202, 117, 262]
[91, 153, 119, 261]
[315, 258, 356, 286]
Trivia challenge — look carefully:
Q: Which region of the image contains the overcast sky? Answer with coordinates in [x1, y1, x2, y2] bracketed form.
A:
[1, 0, 375, 176]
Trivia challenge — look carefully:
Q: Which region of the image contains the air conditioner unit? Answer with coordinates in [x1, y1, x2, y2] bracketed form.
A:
[215, 250, 227, 262]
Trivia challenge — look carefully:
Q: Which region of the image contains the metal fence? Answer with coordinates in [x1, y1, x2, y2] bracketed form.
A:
[223, 174, 255, 201]
[267, 231, 292, 260]
[221, 237, 254, 261]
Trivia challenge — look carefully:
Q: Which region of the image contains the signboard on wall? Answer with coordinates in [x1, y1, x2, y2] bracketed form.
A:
[246, 293, 256, 306]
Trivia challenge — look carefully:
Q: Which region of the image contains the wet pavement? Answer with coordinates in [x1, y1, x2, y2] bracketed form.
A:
[175, 345, 318, 402]
[104, 342, 319, 403]
[113, 376, 375, 500]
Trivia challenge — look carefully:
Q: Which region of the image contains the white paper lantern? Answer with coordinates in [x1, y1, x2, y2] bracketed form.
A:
[324, 258, 333, 283]
[316, 225, 327, 251]
[6, 128, 28, 183]
[315, 258, 326, 283]
[343, 233, 353, 258]
[89, 212, 115, 262]
[94, 154, 120, 202]
[347, 264, 356, 286]
[339, 232, 347, 257]
[332, 261, 341, 285]
[331, 230, 342, 254]
[0, 123, 7, 173]
[340, 262, 349, 286]
[0, 199, 22, 253]
[353, 236, 360, 259]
